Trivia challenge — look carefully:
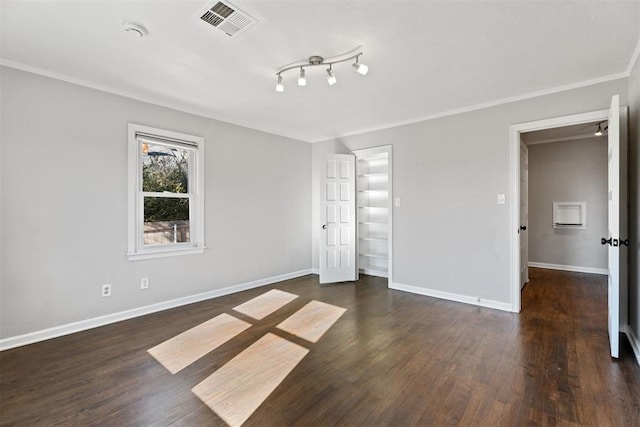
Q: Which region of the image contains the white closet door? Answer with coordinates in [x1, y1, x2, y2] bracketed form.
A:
[319, 154, 357, 284]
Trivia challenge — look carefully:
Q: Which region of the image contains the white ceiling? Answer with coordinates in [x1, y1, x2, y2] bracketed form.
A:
[1, 1, 639, 143]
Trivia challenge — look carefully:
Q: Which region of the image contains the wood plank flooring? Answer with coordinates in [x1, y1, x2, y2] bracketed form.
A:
[1, 268, 640, 426]
[148, 313, 251, 374]
[276, 300, 347, 343]
[192, 332, 309, 427]
[232, 289, 299, 320]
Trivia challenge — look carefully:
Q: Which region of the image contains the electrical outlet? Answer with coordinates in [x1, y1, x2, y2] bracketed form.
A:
[140, 277, 150, 290]
[101, 284, 112, 297]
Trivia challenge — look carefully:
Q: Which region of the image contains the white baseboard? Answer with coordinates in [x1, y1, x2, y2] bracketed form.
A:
[390, 282, 512, 312]
[0, 269, 313, 351]
[528, 262, 608, 275]
[311, 268, 320, 275]
[623, 326, 640, 366]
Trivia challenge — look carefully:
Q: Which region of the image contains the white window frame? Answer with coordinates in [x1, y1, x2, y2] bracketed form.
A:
[127, 123, 205, 261]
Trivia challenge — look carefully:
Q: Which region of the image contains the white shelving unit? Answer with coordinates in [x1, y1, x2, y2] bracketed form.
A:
[354, 146, 392, 280]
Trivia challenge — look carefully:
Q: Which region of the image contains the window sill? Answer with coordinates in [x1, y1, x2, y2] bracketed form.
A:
[127, 246, 206, 261]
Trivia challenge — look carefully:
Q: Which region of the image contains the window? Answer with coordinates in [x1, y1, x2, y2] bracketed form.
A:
[128, 123, 205, 260]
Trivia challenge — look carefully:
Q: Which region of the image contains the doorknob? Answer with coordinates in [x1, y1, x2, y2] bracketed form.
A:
[520, 225, 527, 231]
[322, 224, 327, 230]
[603, 237, 630, 246]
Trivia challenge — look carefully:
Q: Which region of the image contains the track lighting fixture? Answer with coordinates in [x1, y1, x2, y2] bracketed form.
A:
[274, 45, 367, 92]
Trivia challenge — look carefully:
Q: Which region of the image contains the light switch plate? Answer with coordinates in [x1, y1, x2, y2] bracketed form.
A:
[497, 194, 506, 204]
[394, 197, 401, 207]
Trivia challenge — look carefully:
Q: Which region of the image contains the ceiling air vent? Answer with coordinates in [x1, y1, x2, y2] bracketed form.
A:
[199, 1, 257, 37]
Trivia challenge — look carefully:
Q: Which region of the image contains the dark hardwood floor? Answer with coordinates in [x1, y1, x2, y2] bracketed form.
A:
[2, 268, 639, 426]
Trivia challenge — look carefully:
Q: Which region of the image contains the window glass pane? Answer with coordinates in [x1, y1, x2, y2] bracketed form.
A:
[143, 197, 190, 245]
[142, 143, 190, 193]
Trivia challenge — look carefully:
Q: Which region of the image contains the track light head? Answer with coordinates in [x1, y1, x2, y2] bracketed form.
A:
[298, 67, 307, 86]
[595, 122, 603, 136]
[353, 62, 368, 75]
[326, 66, 337, 86]
[275, 74, 284, 92]
[353, 56, 368, 75]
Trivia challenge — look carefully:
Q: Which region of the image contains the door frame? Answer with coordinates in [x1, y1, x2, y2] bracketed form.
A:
[519, 140, 529, 288]
[509, 108, 609, 312]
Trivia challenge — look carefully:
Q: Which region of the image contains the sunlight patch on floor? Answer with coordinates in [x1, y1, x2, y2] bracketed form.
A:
[148, 290, 347, 426]
[277, 300, 347, 343]
[148, 313, 251, 374]
[232, 289, 298, 320]
[192, 333, 309, 427]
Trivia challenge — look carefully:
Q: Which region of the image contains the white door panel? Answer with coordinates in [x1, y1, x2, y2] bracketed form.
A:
[320, 154, 357, 284]
[606, 95, 622, 359]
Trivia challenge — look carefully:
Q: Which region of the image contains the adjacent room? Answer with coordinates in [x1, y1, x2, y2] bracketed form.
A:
[524, 121, 610, 277]
[1, 1, 640, 425]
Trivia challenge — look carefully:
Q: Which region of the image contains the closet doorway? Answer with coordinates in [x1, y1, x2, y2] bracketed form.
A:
[319, 146, 393, 286]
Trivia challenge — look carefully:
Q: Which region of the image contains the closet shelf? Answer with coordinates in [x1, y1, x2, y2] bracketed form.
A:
[359, 221, 388, 225]
[358, 189, 388, 193]
[358, 154, 388, 161]
[359, 237, 388, 241]
[358, 172, 388, 178]
[359, 266, 389, 277]
[359, 252, 388, 259]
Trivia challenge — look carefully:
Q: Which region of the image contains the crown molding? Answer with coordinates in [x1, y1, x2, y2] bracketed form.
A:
[626, 36, 640, 76]
[0, 59, 311, 144]
[311, 72, 628, 143]
[0, 57, 631, 145]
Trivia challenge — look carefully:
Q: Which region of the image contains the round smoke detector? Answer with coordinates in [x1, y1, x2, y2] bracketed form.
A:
[122, 22, 148, 38]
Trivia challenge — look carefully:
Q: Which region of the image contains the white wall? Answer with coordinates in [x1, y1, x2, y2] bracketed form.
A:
[2, 63, 636, 344]
[0, 66, 311, 339]
[528, 137, 608, 270]
[312, 78, 629, 306]
[629, 54, 640, 340]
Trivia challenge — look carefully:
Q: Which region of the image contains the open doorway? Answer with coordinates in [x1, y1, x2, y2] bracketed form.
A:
[509, 99, 628, 358]
[522, 120, 609, 280]
[511, 108, 608, 311]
